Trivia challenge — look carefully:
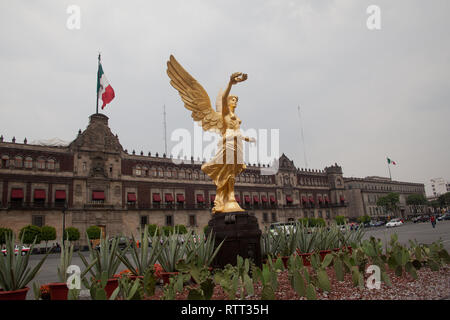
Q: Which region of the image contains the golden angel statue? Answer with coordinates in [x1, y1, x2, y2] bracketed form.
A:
[167, 55, 256, 214]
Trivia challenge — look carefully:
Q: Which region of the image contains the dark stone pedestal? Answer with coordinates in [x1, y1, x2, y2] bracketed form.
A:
[208, 211, 262, 269]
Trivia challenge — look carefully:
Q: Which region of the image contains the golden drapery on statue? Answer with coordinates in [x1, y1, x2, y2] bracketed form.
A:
[166, 55, 255, 213]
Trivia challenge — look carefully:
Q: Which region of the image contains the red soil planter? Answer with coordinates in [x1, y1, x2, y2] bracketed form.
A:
[281, 256, 290, 269]
[319, 250, 332, 261]
[0, 287, 29, 300]
[160, 272, 179, 285]
[298, 253, 312, 266]
[48, 282, 69, 300]
[102, 278, 119, 299]
[342, 246, 352, 254]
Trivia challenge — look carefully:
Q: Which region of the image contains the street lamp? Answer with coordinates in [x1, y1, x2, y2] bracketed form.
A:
[62, 204, 67, 244]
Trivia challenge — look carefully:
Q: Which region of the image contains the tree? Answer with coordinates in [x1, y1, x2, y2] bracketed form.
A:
[174, 224, 188, 234]
[63, 227, 80, 242]
[377, 193, 400, 217]
[406, 194, 427, 214]
[19, 225, 42, 245]
[438, 192, 450, 207]
[357, 215, 371, 224]
[86, 225, 101, 240]
[0, 228, 13, 245]
[41, 226, 57, 252]
[147, 224, 161, 236]
[334, 216, 346, 225]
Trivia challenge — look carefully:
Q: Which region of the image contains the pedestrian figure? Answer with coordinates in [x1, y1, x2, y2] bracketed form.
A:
[430, 215, 436, 228]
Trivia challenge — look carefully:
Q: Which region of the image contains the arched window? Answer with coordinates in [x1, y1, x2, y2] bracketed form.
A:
[15, 156, 23, 168]
[25, 157, 33, 168]
[37, 157, 45, 169]
[179, 169, 185, 179]
[158, 168, 163, 177]
[143, 166, 149, 176]
[47, 159, 55, 170]
[135, 166, 141, 176]
[1, 155, 9, 168]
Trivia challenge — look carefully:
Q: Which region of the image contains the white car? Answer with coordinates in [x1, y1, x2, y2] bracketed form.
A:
[386, 219, 403, 228]
[1, 245, 31, 256]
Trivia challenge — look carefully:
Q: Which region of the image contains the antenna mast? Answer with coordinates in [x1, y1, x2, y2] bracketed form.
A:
[297, 106, 308, 168]
[163, 104, 168, 155]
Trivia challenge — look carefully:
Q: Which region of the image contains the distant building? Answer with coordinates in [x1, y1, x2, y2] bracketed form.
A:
[1, 113, 349, 245]
[429, 178, 450, 197]
[344, 176, 426, 220]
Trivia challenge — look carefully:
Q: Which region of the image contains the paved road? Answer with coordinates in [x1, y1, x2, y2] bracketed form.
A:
[22, 220, 450, 299]
[362, 219, 450, 251]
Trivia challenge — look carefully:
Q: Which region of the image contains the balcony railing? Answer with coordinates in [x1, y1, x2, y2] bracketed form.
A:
[5, 202, 67, 210]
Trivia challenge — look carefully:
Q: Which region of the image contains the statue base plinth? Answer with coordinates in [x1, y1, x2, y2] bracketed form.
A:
[207, 211, 262, 269]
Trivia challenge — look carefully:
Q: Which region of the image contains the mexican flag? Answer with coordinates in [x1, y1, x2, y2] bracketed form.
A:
[387, 157, 397, 165]
[97, 62, 115, 109]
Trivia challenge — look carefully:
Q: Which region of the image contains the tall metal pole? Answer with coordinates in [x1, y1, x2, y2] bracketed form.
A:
[163, 104, 168, 155]
[386, 156, 392, 180]
[297, 106, 308, 168]
[62, 205, 66, 245]
[96, 53, 101, 114]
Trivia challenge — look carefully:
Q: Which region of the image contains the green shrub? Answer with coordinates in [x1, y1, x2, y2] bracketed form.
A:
[0, 227, 14, 245]
[334, 216, 346, 225]
[41, 225, 57, 250]
[174, 224, 187, 234]
[314, 218, 326, 227]
[357, 215, 371, 224]
[162, 226, 174, 236]
[63, 227, 81, 242]
[147, 224, 161, 236]
[86, 226, 101, 240]
[19, 225, 42, 244]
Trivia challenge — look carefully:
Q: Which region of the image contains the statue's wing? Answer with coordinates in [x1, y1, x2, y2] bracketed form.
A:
[167, 55, 223, 133]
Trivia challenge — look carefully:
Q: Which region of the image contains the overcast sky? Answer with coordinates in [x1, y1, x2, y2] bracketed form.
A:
[1, 0, 449, 196]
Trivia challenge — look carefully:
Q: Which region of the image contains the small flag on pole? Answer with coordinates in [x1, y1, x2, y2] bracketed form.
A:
[387, 157, 396, 165]
[97, 57, 115, 110]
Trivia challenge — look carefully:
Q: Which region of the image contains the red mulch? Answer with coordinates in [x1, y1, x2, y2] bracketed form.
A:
[145, 265, 450, 300]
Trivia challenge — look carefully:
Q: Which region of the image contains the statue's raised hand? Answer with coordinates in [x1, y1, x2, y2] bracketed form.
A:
[230, 72, 248, 84]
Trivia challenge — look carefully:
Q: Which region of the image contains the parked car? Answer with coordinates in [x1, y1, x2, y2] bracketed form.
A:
[270, 222, 296, 236]
[95, 237, 130, 251]
[369, 220, 384, 227]
[1, 245, 31, 256]
[412, 215, 429, 223]
[437, 213, 450, 221]
[386, 218, 403, 228]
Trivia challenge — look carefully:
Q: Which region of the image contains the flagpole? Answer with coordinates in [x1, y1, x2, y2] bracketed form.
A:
[386, 157, 392, 181]
[96, 53, 101, 114]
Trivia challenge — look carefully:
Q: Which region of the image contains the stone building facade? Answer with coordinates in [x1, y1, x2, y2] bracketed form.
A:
[0, 113, 350, 245]
[344, 176, 426, 220]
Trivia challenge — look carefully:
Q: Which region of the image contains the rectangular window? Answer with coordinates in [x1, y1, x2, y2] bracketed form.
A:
[165, 215, 173, 226]
[32, 215, 44, 228]
[263, 212, 269, 223]
[189, 215, 196, 227]
[271, 212, 277, 222]
[140, 216, 148, 228]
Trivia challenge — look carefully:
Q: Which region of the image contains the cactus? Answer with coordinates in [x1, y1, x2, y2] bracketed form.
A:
[0, 232, 51, 291]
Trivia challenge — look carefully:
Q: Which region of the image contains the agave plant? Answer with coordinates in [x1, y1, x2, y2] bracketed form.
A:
[186, 231, 224, 268]
[0, 233, 50, 291]
[313, 226, 340, 251]
[296, 224, 318, 254]
[57, 240, 74, 283]
[277, 224, 299, 256]
[260, 229, 282, 259]
[79, 234, 123, 282]
[116, 227, 163, 276]
[158, 230, 192, 272]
